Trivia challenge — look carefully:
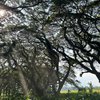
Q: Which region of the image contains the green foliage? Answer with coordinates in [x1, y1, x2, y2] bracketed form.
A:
[1, 91, 100, 100]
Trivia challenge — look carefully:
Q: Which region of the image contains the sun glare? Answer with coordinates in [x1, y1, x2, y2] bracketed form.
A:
[0, 9, 6, 18]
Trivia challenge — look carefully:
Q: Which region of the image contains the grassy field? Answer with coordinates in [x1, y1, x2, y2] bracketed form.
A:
[93, 88, 100, 93]
[59, 89, 100, 100]
[60, 89, 100, 94]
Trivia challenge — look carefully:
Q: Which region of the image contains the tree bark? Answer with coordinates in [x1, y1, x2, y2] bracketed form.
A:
[95, 72, 100, 83]
[17, 66, 29, 97]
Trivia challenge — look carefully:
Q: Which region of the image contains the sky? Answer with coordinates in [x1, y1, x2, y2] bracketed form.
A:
[62, 69, 100, 91]
[76, 70, 100, 87]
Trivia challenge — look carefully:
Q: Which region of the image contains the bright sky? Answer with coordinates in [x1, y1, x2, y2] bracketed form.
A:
[76, 71, 100, 87]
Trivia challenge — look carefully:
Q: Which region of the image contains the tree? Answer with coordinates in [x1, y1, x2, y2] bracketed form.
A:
[1, 0, 99, 99]
[48, 0, 100, 82]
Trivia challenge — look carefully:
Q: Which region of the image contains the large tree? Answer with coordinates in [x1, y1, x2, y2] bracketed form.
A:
[0, 0, 100, 98]
[50, 0, 100, 82]
[0, 0, 79, 98]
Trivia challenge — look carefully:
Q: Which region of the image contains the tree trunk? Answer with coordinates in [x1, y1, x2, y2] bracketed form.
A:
[17, 66, 29, 97]
[57, 66, 71, 94]
[95, 72, 100, 82]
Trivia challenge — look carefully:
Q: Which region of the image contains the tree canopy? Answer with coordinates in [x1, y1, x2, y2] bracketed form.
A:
[0, 0, 100, 99]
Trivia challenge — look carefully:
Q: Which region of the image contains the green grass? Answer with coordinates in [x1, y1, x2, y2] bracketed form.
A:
[61, 88, 100, 94]
[93, 89, 100, 93]
[59, 89, 100, 100]
[46, 92, 100, 100]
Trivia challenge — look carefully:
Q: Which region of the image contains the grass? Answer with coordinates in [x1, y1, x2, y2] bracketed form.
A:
[59, 89, 100, 100]
[45, 92, 100, 100]
[60, 88, 100, 94]
[93, 89, 100, 93]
